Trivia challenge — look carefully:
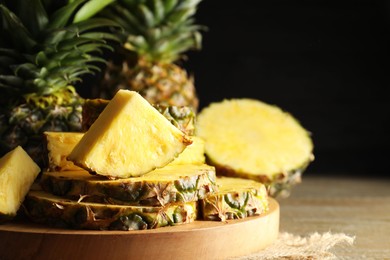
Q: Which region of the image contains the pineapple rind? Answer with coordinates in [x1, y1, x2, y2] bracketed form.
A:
[196, 99, 314, 197]
[68, 90, 192, 178]
[200, 177, 269, 222]
[210, 159, 310, 198]
[40, 164, 217, 206]
[0, 146, 40, 221]
[24, 190, 197, 230]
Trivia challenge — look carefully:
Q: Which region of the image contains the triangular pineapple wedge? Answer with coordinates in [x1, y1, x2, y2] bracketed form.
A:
[44, 132, 84, 171]
[200, 177, 269, 222]
[68, 90, 192, 178]
[24, 190, 197, 230]
[40, 164, 217, 206]
[0, 146, 40, 222]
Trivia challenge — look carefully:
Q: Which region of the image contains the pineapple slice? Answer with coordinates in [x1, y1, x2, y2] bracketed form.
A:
[40, 164, 217, 206]
[0, 146, 40, 221]
[200, 177, 269, 222]
[196, 99, 314, 197]
[169, 136, 205, 165]
[68, 90, 192, 178]
[24, 190, 197, 230]
[44, 132, 84, 171]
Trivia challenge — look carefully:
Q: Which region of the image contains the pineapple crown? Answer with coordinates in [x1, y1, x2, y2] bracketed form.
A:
[0, 0, 118, 103]
[101, 0, 205, 64]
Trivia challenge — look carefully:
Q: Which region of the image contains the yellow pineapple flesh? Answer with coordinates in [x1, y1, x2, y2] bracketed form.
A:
[196, 99, 314, 197]
[169, 136, 205, 166]
[45, 132, 84, 171]
[68, 90, 192, 178]
[0, 146, 40, 221]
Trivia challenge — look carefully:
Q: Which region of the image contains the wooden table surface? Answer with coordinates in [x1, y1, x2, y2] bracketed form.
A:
[277, 174, 390, 259]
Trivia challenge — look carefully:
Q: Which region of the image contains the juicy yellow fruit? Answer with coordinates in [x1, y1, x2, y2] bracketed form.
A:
[201, 177, 269, 221]
[46, 133, 204, 172]
[196, 99, 314, 197]
[45, 132, 84, 171]
[68, 90, 192, 178]
[0, 146, 40, 220]
[169, 136, 205, 165]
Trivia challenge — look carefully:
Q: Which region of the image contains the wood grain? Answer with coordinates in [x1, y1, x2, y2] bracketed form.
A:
[0, 199, 279, 260]
[278, 175, 390, 259]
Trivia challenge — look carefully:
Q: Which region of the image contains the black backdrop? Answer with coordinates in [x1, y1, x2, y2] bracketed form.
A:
[184, 0, 390, 176]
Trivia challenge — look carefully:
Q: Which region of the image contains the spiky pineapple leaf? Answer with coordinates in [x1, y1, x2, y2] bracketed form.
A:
[48, 0, 88, 29]
[73, 0, 116, 23]
[0, 5, 37, 52]
[16, 0, 49, 39]
[99, 0, 204, 63]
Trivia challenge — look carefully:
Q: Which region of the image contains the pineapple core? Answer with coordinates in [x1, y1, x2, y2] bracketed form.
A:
[0, 146, 40, 218]
[68, 90, 192, 178]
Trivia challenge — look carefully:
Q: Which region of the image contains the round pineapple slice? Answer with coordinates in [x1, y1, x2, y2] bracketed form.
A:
[201, 177, 269, 221]
[195, 99, 314, 197]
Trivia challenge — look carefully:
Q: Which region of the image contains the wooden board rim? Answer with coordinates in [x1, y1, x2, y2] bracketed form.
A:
[0, 198, 279, 260]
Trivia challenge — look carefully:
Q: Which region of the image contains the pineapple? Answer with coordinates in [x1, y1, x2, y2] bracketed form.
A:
[81, 98, 110, 132]
[0, 146, 40, 222]
[82, 98, 196, 135]
[169, 136, 205, 165]
[44, 132, 84, 172]
[68, 90, 192, 178]
[196, 99, 314, 198]
[24, 190, 197, 230]
[155, 105, 196, 136]
[200, 177, 269, 222]
[0, 0, 117, 168]
[45, 133, 204, 172]
[92, 0, 204, 112]
[40, 164, 217, 206]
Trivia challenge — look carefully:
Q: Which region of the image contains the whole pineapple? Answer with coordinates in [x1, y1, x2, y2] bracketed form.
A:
[0, 0, 117, 167]
[93, 0, 204, 112]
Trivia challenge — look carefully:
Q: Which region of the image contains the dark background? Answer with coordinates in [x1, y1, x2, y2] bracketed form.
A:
[185, 0, 390, 176]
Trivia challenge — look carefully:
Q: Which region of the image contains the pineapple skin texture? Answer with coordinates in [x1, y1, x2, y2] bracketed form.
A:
[24, 190, 197, 230]
[200, 177, 269, 222]
[68, 90, 192, 178]
[40, 164, 217, 206]
[0, 146, 40, 221]
[44, 132, 84, 172]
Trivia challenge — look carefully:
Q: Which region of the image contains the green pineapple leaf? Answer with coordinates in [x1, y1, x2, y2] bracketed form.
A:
[0, 5, 37, 52]
[48, 0, 88, 29]
[73, 0, 116, 23]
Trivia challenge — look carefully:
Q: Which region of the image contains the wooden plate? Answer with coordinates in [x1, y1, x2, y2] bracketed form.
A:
[0, 198, 279, 260]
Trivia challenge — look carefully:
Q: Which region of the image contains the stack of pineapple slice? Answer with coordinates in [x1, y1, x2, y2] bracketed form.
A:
[22, 90, 270, 230]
